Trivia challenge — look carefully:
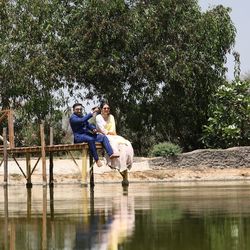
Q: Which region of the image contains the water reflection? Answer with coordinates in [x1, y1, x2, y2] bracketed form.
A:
[0, 185, 135, 250]
[3, 186, 8, 250]
[75, 187, 135, 250]
[1, 182, 250, 250]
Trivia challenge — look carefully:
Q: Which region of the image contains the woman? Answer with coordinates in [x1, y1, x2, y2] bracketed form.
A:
[95, 101, 134, 185]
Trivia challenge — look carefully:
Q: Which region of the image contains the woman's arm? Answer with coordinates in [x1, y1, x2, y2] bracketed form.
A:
[96, 114, 117, 135]
[108, 115, 116, 135]
[95, 114, 108, 134]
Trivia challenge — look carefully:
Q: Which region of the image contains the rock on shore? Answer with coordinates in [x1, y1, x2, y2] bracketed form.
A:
[149, 146, 250, 169]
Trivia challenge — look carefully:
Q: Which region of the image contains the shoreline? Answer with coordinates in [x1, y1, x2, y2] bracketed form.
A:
[1, 155, 250, 185]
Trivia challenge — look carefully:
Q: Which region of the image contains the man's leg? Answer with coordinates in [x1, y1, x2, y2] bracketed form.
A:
[79, 134, 99, 162]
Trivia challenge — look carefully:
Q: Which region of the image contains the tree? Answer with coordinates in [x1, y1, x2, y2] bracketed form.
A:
[1, 0, 64, 115]
[1, 0, 237, 154]
[1, 0, 67, 145]
[55, 0, 236, 154]
[141, 2, 236, 151]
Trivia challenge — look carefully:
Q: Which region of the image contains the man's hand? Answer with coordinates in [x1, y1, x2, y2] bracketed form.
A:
[92, 107, 100, 113]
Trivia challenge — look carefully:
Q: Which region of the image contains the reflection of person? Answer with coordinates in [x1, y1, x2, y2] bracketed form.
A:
[74, 192, 135, 250]
[99, 194, 135, 250]
[95, 101, 134, 186]
[69, 103, 119, 167]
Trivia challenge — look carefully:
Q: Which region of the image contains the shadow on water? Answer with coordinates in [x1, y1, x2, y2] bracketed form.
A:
[1, 182, 250, 249]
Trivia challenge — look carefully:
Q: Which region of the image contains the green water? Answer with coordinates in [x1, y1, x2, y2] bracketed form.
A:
[1, 182, 250, 250]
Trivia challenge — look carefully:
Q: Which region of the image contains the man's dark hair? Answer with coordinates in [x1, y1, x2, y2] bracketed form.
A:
[72, 103, 83, 109]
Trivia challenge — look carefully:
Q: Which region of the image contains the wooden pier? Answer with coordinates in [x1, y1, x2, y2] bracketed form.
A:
[0, 110, 100, 188]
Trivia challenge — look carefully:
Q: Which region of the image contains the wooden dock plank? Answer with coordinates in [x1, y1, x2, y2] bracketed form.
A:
[0, 143, 102, 154]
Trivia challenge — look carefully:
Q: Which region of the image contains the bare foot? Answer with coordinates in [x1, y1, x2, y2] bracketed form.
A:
[96, 160, 103, 167]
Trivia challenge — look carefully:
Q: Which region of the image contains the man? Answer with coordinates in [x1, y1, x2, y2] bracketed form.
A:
[69, 103, 119, 167]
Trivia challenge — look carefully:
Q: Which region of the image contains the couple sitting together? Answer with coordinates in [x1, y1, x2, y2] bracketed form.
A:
[69, 101, 133, 185]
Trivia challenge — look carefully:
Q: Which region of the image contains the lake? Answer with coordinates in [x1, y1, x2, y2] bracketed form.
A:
[1, 182, 250, 250]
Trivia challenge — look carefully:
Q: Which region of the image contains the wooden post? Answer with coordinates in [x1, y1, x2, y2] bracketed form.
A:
[40, 123, 47, 186]
[49, 187, 55, 249]
[3, 128, 8, 186]
[82, 187, 89, 225]
[7, 110, 15, 149]
[27, 188, 32, 218]
[26, 153, 32, 188]
[49, 127, 54, 187]
[89, 154, 94, 188]
[90, 186, 95, 224]
[4, 186, 9, 250]
[81, 148, 88, 187]
[42, 187, 47, 250]
[49, 186, 54, 220]
[10, 224, 16, 250]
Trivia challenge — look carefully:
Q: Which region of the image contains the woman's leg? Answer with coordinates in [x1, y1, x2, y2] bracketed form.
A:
[107, 135, 120, 154]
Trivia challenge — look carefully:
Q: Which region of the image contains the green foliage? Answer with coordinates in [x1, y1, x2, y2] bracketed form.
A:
[1, 0, 64, 111]
[14, 107, 66, 147]
[150, 142, 182, 157]
[202, 79, 250, 148]
[16, 123, 40, 147]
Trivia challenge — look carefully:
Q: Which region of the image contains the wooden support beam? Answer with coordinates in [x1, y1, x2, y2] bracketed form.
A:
[81, 148, 88, 186]
[12, 156, 27, 178]
[29, 157, 41, 177]
[49, 127, 54, 187]
[67, 150, 79, 167]
[89, 155, 94, 188]
[26, 153, 32, 188]
[27, 188, 32, 218]
[49, 186, 54, 220]
[40, 123, 47, 186]
[3, 128, 8, 186]
[7, 110, 15, 149]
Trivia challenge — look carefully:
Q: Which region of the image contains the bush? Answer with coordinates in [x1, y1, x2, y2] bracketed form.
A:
[202, 79, 250, 148]
[150, 142, 182, 157]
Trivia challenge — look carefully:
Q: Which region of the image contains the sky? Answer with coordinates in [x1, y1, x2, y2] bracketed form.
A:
[199, 0, 250, 80]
